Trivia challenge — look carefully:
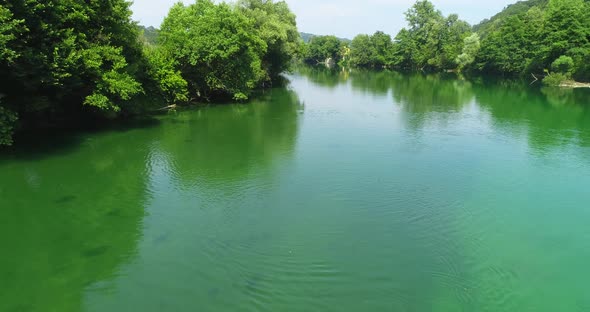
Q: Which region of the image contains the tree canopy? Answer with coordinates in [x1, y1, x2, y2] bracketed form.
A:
[0, 0, 150, 145]
[472, 0, 590, 83]
[159, 0, 266, 101]
[0, 0, 300, 145]
[302, 35, 345, 65]
[349, 32, 394, 68]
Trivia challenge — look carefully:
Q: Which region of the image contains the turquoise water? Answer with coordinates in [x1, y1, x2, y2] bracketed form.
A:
[1, 68, 590, 311]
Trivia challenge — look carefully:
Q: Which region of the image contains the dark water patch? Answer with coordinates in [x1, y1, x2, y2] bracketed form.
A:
[5, 303, 34, 312]
[153, 232, 171, 245]
[54, 195, 77, 204]
[208, 287, 221, 299]
[106, 209, 122, 217]
[0, 117, 161, 163]
[82, 245, 110, 258]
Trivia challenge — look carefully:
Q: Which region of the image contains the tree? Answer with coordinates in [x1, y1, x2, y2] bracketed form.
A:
[404, 0, 444, 69]
[138, 26, 160, 46]
[456, 33, 480, 71]
[237, 0, 301, 81]
[551, 55, 574, 75]
[0, 5, 20, 63]
[391, 28, 415, 69]
[159, 0, 267, 100]
[439, 14, 471, 69]
[370, 31, 394, 68]
[541, 0, 589, 66]
[0, 0, 150, 145]
[470, 0, 590, 81]
[143, 47, 188, 103]
[0, 5, 20, 145]
[349, 34, 373, 67]
[391, 0, 470, 71]
[349, 31, 393, 68]
[303, 35, 343, 64]
[476, 14, 534, 75]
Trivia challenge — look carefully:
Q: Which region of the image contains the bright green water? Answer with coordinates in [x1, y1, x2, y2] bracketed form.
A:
[2, 68, 590, 312]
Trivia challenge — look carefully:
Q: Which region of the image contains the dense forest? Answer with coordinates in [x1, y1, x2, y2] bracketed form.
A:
[304, 0, 590, 85]
[2, 0, 590, 146]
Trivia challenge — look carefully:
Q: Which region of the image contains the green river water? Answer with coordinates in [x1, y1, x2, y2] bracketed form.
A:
[1, 68, 590, 311]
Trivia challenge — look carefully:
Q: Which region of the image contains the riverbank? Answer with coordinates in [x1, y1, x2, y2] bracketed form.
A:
[560, 80, 590, 88]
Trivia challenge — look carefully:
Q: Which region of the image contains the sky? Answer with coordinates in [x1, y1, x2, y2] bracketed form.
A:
[130, 0, 517, 39]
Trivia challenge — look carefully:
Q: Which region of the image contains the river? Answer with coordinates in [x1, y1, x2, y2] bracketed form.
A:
[1, 67, 590, 311]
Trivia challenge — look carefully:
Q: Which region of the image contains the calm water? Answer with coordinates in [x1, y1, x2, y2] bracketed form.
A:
[2, 68, 590, 312]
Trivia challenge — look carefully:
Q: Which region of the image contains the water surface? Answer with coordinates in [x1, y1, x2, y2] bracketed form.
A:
[2, 68, 590, 311]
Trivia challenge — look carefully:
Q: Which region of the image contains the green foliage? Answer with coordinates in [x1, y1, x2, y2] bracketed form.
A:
[349, 35, 373, 67]
[0, 5, 21, 63]
[144, 47, 188, 103]
[0, 0, 302, 145]
[473, 0, 590, 82]
[551, 55, 574, 74]
[542, 72, 569, 86]
[371, 31, 394, 67]
[543, 56, 575, 86]
[0, 104, 17, 146]
[391, 0, 471, 71]
[439, 14, 472, 69]
[349, 31, 394, 68]
[159, 0, 266, 100]
[303, 35, 344, 64]
[0, 0, 153, 144]
[300, 0, 590, 83]
[474, 0, 547, 37]
[300, 32, 316, 43]
[300, 32, 351, 44]
[391, 29, 415, 70]
[138, 26, 159, 46]
[81, 46, 144, 113]
[237, 0, 301, 80]
[456, 33, 480, 71]
[475, 6, 544, 75]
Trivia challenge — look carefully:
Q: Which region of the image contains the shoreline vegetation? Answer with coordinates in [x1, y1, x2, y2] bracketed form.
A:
[301, 0, 590, 87]
[559, 81, 590, 88]
[2, 0, 590, 146]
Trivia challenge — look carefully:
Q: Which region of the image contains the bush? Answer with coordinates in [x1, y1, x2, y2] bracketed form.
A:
[543, 72, 569, 86]
[551, 56, 574, 74]
[0, 104, 17, 146]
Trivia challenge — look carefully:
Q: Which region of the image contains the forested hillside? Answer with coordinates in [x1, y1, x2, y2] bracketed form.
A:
[300, 32, 350, 44]
[474, 0, 590, 82]
[139, 26, 159, 45]
[473, 0, 547, 36]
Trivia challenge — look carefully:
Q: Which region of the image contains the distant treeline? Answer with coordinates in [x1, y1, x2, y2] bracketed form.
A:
[0, 0, 301, 145]
[302, 0, 590, 85]
[300, 32, 350, 44]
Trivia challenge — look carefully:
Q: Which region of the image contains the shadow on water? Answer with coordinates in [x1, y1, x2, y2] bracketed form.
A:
[0, 85, 304, 312]
[0, 117, 162, 164]
[154, 87, 303, 189]
[473, 79, 590, 152]
[0, 116, 157, 311]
